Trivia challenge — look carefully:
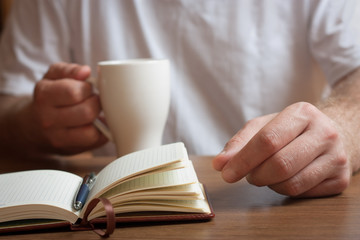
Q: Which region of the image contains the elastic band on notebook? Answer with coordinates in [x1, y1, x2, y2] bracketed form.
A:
[80, 198, 115, 238]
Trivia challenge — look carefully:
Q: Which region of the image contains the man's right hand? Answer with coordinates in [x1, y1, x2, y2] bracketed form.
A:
[31, 62, 107, 155]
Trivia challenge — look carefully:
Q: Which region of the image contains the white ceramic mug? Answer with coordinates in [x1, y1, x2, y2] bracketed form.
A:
[90, 59, 170, 157]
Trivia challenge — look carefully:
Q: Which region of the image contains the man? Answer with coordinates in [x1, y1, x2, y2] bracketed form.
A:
[1, 0, 360, 197]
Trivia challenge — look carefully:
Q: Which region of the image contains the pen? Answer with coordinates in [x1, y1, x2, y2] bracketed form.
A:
[73, 172, 96, 210]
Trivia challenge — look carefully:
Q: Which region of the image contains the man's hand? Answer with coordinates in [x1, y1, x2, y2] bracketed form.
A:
[31, 62, 107, 154]
[213, 102, 352, 197]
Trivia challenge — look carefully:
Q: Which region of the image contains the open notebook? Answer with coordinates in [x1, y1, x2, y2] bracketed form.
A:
[0, 142, 214, 236]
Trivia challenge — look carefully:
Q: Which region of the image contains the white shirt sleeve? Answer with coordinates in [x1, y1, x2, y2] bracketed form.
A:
[309, 0, 360, 86]
[0, 0, 71, 95]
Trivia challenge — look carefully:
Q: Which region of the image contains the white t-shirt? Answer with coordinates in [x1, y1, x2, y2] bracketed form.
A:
[1, 0, 360, 155]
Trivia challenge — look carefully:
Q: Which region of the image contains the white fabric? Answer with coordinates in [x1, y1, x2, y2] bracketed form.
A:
[1, 0, 360, 155]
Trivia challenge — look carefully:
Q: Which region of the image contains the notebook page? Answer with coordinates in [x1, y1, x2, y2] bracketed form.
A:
[100, 162, 199, 199]
[87, 142, 188, 201]
[105, 184, 203, 202]
[81, 164, 200, 218]
[0, 170, 82, 215]
[89, 197, 211, 219]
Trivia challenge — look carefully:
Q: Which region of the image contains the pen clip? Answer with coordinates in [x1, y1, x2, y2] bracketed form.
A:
[86, 172, 97, 188]
[73, 172, 97, 211]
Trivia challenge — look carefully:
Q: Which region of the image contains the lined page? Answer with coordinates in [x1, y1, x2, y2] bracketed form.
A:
[0, 170, 82, 214]
[88, 142, 188, 200]
[100, 163, 199, 199]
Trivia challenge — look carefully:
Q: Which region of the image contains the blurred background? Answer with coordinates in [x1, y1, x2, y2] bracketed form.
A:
[0, 0, 12, 34]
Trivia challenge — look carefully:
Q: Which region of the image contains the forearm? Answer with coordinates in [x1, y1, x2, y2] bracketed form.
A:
[0, 94, 49, 157]
[317, 67, 360, 174]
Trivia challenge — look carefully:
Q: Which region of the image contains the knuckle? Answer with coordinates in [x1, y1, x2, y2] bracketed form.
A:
[47, 63, 59, 74]
[80, 97, 100, 122]
[82, 126, 101, 143]
[258, 129, 281, 152]
[283, 178, 303, 197]
[63, 85, 82, 103]
[331, 152, 350, 194]
[334, 151, 348, 167]
[47, 62, 66, 75]
[81, 105, 98, 122]
[33, 82, 48, 104]
[296, 102, 317, 116]
[68, 64, 81, 76]
[334, 175, 350, 193]
[321, 123, 339, 142]
[273, 154, 293, 179]
[224, 134, 246, 151]
[326, 145, 348, 169]
[68, 82, 92, 103]
[225, 137, 243, 149]
[292, 102, 320, 122]
[52, 62, 66, 68]
[56, 62, 69, 72]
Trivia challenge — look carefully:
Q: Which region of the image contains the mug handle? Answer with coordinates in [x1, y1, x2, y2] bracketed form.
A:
[93, 118, 113, 142]
[87, 77, 114, 142]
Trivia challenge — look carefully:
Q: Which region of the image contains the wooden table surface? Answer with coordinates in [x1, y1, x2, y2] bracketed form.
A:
[1, 154, 359, 239]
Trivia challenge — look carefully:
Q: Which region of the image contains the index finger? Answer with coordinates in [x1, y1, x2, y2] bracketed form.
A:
[44, 62, 91, 81]
[213, 114, 276, 171]
[221, 103, 311, 183]
[34, 78, 93, 107]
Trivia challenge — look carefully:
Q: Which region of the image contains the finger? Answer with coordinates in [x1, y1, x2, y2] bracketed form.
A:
[54, 95, 101, 127]
[48, 124, 107, 150]
[212, 128, 252, 171]
[213, 114, 276, 171]
[297, 174, 350, 197]
[221, 103, 313, 183]
[268, 149, 349, 197]
[44, 62, 91, 81]
[34, 79, 93, 107]
[246, 129, 326, 186]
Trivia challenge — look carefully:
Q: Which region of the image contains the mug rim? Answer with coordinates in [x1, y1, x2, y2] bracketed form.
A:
[98, 58, 169, 66]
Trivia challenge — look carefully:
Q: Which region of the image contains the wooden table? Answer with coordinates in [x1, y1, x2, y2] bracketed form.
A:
[1, 154, 360, 239]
